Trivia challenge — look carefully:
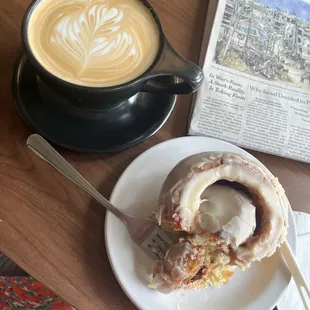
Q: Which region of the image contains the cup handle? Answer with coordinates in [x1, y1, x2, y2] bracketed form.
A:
[142, 37, 204, 94]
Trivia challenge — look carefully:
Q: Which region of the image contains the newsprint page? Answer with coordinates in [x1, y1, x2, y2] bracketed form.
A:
[189, 0, 310, 163]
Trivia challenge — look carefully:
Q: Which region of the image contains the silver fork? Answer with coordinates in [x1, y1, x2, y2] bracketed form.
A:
[26, 134, 174, 261]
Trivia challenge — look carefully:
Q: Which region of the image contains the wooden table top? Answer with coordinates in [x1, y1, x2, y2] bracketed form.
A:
[0, 0, 310, 309]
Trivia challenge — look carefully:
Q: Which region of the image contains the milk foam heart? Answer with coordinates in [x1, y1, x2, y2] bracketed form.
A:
[27, 0, 160, 87]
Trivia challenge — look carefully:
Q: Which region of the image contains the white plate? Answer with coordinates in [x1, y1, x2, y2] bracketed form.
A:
[105, 137, 297, 310]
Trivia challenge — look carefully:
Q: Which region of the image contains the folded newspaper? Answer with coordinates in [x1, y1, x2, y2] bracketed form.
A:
[189, 0, 310, 164]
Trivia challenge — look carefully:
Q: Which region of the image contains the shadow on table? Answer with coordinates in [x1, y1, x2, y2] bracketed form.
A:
[82, 196, 137, 310]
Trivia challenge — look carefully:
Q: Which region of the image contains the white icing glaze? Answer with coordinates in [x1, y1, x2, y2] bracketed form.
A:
[157, 152, 289, 265]
[198, 184, 256, 249]
[149, 241, 205, 293]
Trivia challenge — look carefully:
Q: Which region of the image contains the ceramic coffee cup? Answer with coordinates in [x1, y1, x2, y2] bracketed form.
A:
[21, 0, 204, 110]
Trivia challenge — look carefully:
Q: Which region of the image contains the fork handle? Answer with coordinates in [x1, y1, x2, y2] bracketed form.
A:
[281, 240, 310, 310]
[27, 134, 131, 225]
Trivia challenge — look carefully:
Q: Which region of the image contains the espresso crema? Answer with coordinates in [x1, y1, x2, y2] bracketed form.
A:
[28, 0, 160, 87]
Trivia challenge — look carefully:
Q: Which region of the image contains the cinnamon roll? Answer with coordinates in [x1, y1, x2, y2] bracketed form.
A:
[149, 153, 289, 293]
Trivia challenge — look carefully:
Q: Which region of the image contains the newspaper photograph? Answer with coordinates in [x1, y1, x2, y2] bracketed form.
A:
[189, 0, 310, 163]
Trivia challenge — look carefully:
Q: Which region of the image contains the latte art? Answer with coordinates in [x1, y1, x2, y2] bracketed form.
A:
[28, 0, 160, 87]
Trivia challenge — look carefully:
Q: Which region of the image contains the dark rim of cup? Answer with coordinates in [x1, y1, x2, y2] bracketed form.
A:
[21, 0, 165, 92]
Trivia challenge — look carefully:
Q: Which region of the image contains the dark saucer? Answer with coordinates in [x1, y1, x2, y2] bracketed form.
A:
[11, 53, 176, 153]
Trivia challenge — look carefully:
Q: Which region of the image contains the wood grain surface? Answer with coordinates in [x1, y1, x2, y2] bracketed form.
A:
[0, 0, 309, 309]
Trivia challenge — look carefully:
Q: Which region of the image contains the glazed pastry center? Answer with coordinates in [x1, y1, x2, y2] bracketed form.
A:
[198, 184, 256, 248]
